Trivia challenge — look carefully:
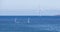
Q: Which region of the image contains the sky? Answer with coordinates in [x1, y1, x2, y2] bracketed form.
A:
[0, 0, 60, 16]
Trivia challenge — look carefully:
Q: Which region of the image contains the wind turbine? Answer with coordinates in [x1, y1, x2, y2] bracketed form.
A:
[38, 4, 41, 16]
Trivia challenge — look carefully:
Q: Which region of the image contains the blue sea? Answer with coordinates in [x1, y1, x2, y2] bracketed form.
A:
[0, 16, 60, 32]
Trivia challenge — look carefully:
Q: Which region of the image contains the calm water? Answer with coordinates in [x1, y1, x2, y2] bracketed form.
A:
[0, 16, 60, 32]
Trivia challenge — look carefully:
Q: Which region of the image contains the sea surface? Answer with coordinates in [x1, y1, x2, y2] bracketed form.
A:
[0, 16, 60, 32]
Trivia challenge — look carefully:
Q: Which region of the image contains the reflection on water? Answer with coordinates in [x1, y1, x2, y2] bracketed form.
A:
[0, 16, 60, 32]
[0, 24, 59, 32]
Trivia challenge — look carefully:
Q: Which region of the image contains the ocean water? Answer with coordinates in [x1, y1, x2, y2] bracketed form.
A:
[0, 16, 60, 32]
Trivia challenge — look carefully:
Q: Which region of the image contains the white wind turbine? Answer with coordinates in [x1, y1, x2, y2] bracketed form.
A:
[38, 3, 44, 16]
[38, 4, 41, 16]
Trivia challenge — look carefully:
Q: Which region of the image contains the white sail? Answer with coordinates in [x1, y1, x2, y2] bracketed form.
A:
[28, 18, 30, 23]
[15, 18, 19, 23]
[15, 18, 17, 23]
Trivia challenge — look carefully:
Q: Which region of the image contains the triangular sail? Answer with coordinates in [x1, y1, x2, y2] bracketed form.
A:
[28, 18, 30, 23]
[15, 18, 20, 23]
[15, 18, 17, 23]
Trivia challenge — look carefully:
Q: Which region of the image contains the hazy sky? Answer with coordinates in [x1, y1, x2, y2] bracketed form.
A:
[0, 0, 60, 16]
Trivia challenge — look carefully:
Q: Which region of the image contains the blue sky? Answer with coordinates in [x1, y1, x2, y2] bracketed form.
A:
[0, 0, 60, 16]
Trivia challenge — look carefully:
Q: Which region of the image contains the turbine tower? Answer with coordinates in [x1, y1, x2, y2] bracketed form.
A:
[39, 8, 40, 16]
[38, 3, 40, 16]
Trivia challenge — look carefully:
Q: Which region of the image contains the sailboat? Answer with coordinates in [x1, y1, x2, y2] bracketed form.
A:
[14, 18, 19, 23]
[15, 18, 30, 24]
